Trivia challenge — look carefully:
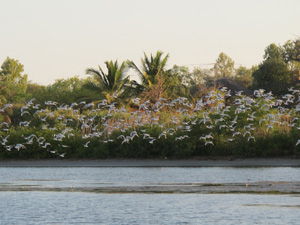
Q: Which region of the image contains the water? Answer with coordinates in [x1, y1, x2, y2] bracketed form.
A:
[0, 167, 300, 224]
[1, 167, 300, 187]
[0, 192, 299, 224]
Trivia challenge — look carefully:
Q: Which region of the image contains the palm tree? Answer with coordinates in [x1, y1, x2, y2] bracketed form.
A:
[127, 51, 169, 89]
[85, 60, 129, 103]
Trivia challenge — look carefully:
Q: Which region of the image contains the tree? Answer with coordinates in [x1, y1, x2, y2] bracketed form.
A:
[282, 38, 300, 63]
[213, 52, 235, 78]
[85, 60, 130, 103]
[127, 51, 169, 90]
[233, 66, 256, 88]
[0, 76, 8, 106]
[137, 65, 188, 103]
[164, 65, 189, 99]
[0, 57, 28, 103]
[252, 43, 295, 95]
[180, 67, 213, 98]
[263, 43, 284, 61]
[252, 59, 291, 96]
[28, 76, 96, 105]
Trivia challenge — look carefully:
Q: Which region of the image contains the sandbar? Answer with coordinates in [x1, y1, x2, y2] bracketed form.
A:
[1, 158, 300, 167]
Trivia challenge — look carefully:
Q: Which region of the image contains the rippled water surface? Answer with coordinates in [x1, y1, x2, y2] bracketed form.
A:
[0, 167, 300, 224]
[1, 192, 299, 224]
[1, 167, 300, 187]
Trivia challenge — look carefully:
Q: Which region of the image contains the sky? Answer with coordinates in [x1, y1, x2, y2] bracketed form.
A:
[0, 0, 299, 85]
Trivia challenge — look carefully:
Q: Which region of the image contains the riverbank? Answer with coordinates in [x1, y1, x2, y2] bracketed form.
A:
[2, 181, 300, 194]
[1, 158, 300, 167]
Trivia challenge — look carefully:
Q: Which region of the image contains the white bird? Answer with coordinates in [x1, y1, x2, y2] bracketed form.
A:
[0, 122, 9, 127]
[235, 91, 244, 96]
[15, 144, 26, 151]
[225, 138, 235, 142]
[143, 133, 151, 139]
[121, 137, 130, 144]
[19, 121, 30, 127]
[21, 111, 31, 116]
[243, 131, 251, 137]
[248, 136, 256, 142]
[45, 101, 58, 106]
[26, 98, 35, 107]
[40, 115, 48, 122]
[205, 133, 214, 139]
[117, 135, 125, 140]
[0, 104, 13, 112]
[259, 118, 266, 124]
[219, 124, 227, 130]
[33, 104, 41, 109]
[206, 125, 214, 129]
[61, 145, 69, 148]
[149, 138, 156, 144]
[24, 134, 37, 140]
[41, 142, 51, 148]
[5, 145, 13, 151]
[158, 132, 167, 139]
[244, 124, 254, 129]
[232, 131, 241, 137]
[175, 136, 183, 141]
[266, 125, 273, 132]
[83, 141, 90, 148]
[205, 141, 214, 145]
[58, 152, 66, 157]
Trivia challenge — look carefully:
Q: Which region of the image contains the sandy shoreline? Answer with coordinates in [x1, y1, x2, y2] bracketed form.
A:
[1, 181, 300, 194]
[1, 158, 300, 194]
[1, 158, 300, 167]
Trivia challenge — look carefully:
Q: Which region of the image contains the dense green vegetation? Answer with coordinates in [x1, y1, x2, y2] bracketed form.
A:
[1, 38, 300, 159]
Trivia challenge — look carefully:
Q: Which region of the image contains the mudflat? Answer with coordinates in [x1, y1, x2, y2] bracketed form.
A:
[0, 158, 300, 167]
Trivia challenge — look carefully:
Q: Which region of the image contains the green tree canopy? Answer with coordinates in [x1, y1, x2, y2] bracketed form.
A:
[164, 65, 189, 99]
[85, 60, 129, 103]
[252, 42, 297, 95]
[0, 57, 28, 103]
[252, 59, 291, 96]
[127, 51, 169, 88]
[26, 77, 96, 106]
[282, 38, 300, 63]
[233, 65, 256, 89]
[263, 43, 284, 61]
[214, 52, 235, 78]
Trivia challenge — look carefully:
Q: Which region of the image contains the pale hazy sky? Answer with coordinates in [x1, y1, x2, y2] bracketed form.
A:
[0, 0, 299, 85]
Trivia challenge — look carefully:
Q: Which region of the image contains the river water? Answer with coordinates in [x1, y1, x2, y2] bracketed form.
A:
[0, 167, 300, 224]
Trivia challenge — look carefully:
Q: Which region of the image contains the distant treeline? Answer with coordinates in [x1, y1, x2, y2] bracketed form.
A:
[0, 37, 300, 159]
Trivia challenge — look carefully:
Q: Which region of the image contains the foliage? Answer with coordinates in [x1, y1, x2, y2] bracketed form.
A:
[24, 77, 96, 107]
[85, 60, 130, 103]
[252, 59, 291, 96]
[1, 87, 300, 159]
[263, 43, 284, 61]
[233, 65, 256, 88]
[127, 51, 169, 90]
[213, 52, 235, 78]
[282, 38, 300, 63]
[3, 39, 300, 159]
[0, 57, 28, 103]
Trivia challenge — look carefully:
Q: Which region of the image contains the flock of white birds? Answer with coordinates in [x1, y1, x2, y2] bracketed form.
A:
[1, 86, 300, 157]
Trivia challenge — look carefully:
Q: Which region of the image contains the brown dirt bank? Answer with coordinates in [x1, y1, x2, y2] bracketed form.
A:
[1, 181, 300, 194]
[1, 158, 300, 167]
